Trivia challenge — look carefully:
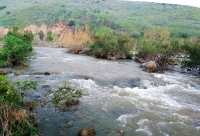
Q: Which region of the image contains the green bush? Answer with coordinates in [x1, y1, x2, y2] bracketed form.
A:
[89, 34, 134, 59]
[182, 41, 200, 69]
[52, 85, 82, 111]
[136, 27, 173, 59]
[0, 27, 33, 67]
[0, 76, 39, 135]
[46, 31, 53, 41]
[68, 20, 75, 26]
[38, 30, 44, 40]
[136, 40, 157, 59]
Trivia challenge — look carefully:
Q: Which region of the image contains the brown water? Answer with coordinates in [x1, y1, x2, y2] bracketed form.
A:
[6, 47, 200, 136]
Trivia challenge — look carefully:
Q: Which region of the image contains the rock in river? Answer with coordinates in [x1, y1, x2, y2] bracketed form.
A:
[140, 61, 158, 73]
[14, 70, 21, 76]
[78, 128, 96, 136]
[0, 70, 7, 75]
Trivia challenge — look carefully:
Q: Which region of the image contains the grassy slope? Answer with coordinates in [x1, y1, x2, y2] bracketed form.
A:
[0, 0, 200, 37]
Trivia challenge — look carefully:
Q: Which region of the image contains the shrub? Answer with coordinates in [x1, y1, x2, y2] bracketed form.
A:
[136, 40, 157, 59]
[6, 11, 11, 14]
[58, 25, 91, 53]
[52, 85, 82, 111]
[90, 34, 118, 58]
[181, 38, 200, 70]
[137, 27, 172, 59]
[0, 27, 33, 66]
[38, 30, 44, 40]
[0, 6, 6, 10]
[89, 34, 134, 59]
[0, 76, 39, 135]
[46, 31, 53, 41]
[68, 20, 75, 26]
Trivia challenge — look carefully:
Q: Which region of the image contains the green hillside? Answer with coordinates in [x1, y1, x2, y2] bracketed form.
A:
[0, 0, 200, 38]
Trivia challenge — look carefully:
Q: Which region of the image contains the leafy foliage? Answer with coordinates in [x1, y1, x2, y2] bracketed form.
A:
[14, 80, 38, 94]
[47, 31, 53, 41]
[38, 30, 44, 41]
[0, 6, 6, 10]
[90, 34, 134, 59]
[137, 27, 172, 59]
[68, 20, 75, 26]
[0, 76, 39, 136]
[181, 38, 200, 70]
[0, 27, 33, 66]
[52, 85, 82, 111]
[0, 0, 200, 37]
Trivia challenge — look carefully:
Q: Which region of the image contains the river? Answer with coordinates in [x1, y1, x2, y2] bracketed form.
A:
[6, 47, 200, 136]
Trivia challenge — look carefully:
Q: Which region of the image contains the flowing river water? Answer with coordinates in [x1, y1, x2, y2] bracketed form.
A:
[6, 47, 200, 136]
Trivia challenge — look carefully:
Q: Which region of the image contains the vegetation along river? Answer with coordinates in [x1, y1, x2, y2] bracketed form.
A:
[7, 47, 200, 136]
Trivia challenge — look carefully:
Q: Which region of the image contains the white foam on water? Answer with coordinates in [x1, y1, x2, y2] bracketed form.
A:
[37, 56, 51, 59]
[171, 113, 189, 121]
[112, 84, 186, 110]
[136, 119, 152, 136]
[61, 57, 73, 62]
[156, 122, 170, 136]
[196, 126, 200, 130]
[69, 79, 98, 92]
[67, 75, 200, 135]
[96, 60, 109, 65]
[116, 114, 140, 127]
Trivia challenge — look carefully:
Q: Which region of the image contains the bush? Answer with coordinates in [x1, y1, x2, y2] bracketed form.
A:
[68, 20, 75, 26]
[0, 76, 39, 135]
[136, 27, 172, 59]
[6, 11, 11, 14]
[52, 85, 82, 111]
[0, 6, 6, 10]
[136, 40, 157, 59]
[38, 30, 44, 41]
[181, 39, 200, 70]
[0, 27, 33, 66]
[58, 26, 91, 53]
[89, 34, 134, 59]
[46, 31, 53, 41]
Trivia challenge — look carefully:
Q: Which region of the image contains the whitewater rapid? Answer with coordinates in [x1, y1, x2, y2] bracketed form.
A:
[6, 47, 200, 136]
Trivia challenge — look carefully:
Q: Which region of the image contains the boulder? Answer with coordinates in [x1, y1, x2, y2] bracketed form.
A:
[110, 57, 116, 60]
[22, 63, 28, 67]
[141, 61, 158, 73]
[0, 70, 7, 75]
[135, 58, 146, 63]
[118, 53, 126, 59]
[131, 56, 136, 60]
[14, 70, 21, 76]
[78, 128, 96, 136]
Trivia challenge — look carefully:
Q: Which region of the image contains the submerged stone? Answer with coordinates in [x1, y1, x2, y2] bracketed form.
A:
[78, 128, 96, 136]
[14, 70, 21, 76]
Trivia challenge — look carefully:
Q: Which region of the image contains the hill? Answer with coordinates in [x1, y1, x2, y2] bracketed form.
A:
[0, 0, 200, 38]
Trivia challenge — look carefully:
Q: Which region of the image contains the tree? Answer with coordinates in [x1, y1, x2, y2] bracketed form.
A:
[68, 20, 75, 26]
[47, 31, 53, 41]
[38, 30, 44, 40]
[137, 27, 171, 59]
[182, 37, 200, 70]
[89, 34, 134, 59]
[0, 27, 33, 66]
